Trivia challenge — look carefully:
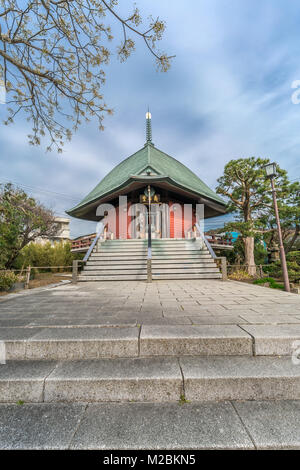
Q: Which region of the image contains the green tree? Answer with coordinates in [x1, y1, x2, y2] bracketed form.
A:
[216, 158, 289, 275]
[256, 180, 300, 254]
[0, 183, 57, 268]
[0, 1, 173, 151]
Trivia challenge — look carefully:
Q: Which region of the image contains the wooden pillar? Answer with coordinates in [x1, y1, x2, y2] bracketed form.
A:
[25, 266, 31, 289]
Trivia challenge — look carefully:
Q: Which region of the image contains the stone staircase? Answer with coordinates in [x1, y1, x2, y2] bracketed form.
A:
[79, 238, 221, 281]
[1, 281, 299, 449]
[151, 239, 220, 280]
[1, 325, 300, 403]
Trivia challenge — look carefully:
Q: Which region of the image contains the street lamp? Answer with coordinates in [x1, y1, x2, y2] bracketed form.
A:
[263, 162, 290, 292]
[146, 186, 155, 258]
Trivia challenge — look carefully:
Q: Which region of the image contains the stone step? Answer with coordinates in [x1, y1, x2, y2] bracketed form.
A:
[151, 261, 216, 266]
[81, 271, 220, 278]
[80, 269, 148, 276]
[90, 254, 148, 260]
[152, 269, 220, 275]
[2, 325, 252, 360]
[152, 254, 212, 259]
[152, 273, 222, 279]
[85, 263, 148, 269]
[97, 248, 207, 254]
[86, 261, 148, 267]
[151, 248, 205, 252]
[180, 356, 300, 401]
[152, 263, 220, 274]
[98, 248, 148, 252]
[103, 241, 197, 246]
[78, 275, 148, 281]
[0, 356, 299, 403]
[103, 240, 147, 244]
[90, 253, 211, 259]
[86, 261, 215, 269]
[103, 239, 196, 243]
[85, 264, 217, 272]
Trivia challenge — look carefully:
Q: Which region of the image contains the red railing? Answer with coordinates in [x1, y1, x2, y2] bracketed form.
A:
[71, 233, 233, 251]
[205, 234, 233, 246]
[71, 235, 96, 251]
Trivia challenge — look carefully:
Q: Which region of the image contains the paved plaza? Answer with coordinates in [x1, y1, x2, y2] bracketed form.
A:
[1, 279, 300, 328]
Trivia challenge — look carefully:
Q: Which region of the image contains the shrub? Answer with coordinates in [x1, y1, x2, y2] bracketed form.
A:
[13, 241, 80, 272]
[264, 260, 300, 282]
[228, 269, 253, 281]
[287, 251, 300, 265]
[253, 277, 284, 290]
[0, 271, 19, 291]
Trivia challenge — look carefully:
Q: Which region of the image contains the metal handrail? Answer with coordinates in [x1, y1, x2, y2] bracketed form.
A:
[83, 228, 104, 262]
[195, 223, 217, 259]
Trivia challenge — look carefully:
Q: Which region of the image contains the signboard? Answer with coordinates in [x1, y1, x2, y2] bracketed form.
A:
[139, 194, 160, 204]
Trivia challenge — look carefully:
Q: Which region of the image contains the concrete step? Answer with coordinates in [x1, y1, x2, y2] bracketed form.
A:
[0, 356, 299, 403]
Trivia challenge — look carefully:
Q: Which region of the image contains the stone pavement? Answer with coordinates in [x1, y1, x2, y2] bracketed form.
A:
[1, 279, 300, 327]
[0, 400, 299, 449]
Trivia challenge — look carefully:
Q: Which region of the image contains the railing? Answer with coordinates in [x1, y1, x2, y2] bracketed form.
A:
[83, 228, 104, 262]
[0, 265, 73, 291]
[195, 223, 217, 259]
[71, 235, 96, 251]
[227, 264, 267, 278]
[205, 234, 233, 246]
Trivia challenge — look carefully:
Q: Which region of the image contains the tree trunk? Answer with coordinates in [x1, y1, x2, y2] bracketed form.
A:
[243, 236, 256, 276]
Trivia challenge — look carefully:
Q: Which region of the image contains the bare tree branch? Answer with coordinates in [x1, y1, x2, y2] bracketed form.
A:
[0, 1, 174, 151]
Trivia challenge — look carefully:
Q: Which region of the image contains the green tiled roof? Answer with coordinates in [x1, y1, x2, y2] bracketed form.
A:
[67, 143, 225, 215]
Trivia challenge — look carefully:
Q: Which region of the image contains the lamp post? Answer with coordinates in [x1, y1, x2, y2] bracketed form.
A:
[147, 185, 152, 258]
[264, 162, 290, 292]
[146, 186, 155, 259]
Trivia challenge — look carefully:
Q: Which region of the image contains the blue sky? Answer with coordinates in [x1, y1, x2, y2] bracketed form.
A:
[1, 0, 300, 237]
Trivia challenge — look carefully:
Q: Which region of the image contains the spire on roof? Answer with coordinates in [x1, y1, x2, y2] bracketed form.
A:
[145, 109, 153, 144]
